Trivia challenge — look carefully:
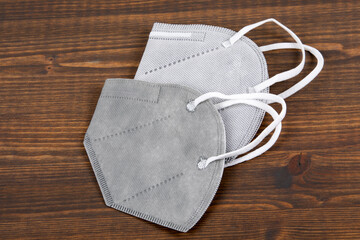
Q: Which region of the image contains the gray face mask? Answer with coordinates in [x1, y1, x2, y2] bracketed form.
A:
[135, 18, 324, 165]
[84, 78, 287, 231]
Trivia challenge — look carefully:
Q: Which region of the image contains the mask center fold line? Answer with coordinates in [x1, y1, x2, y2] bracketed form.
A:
[93, 114, 171, 142]
[122, 173, 184, 203]
[143, 46, 221, 76]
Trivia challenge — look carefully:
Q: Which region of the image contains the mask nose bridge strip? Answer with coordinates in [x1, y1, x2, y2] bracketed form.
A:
[190, 92, 286, 169]
[259, 43, 324, 100]
[222, 18, 306, 97]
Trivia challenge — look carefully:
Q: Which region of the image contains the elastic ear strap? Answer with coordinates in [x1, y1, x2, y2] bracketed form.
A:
[193, 92, 286, 169]
[259, 43, 324, 100]
[222, 18, 306, 90]
[225, 123, 282, 168]
[215, 99, 283, 167]
[209, 94, 286, 161]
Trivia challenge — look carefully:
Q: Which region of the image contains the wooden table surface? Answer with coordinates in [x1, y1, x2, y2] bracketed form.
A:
[1, 0, 359, 239]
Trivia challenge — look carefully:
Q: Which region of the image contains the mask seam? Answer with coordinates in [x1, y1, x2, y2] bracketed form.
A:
[100, 95, 158, 103]
[225, 37, 268, 164]
[151, 30, 205, 34]
[111, 203, 188, 232]
[122, 173, 184, 203]
[92, 114, 171, 142]
[143, 45, 221, 75]
[83, 135, 114, 206]
[152, 22, 236, 36]
[149, 37, 204, 42]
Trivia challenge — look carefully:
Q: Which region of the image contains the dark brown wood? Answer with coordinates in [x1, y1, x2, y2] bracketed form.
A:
[1, 0, 359, 239]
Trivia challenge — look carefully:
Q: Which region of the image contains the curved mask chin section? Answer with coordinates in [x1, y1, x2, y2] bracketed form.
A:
[84, 78, 225, 232]
[134, 23, 269, 162]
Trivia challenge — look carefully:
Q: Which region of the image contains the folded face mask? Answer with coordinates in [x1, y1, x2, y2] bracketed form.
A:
[135, 18, 324, 165]
[84, 78, 286, 231]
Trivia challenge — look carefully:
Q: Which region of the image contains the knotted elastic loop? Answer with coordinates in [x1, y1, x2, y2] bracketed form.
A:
[189, 92, 286, 169]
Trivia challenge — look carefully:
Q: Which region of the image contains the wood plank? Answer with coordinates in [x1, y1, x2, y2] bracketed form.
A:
[1, 0, 359, 239]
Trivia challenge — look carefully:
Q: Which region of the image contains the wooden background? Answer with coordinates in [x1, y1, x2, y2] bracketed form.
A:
[1, 0, 359, 239]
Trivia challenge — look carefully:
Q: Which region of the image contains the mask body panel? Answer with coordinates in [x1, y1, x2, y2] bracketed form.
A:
[84, 78, 225, 232]
[135, 23, 269, 161]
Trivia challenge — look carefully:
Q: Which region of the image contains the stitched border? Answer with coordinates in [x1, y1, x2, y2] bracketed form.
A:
[150, 37, 204, 42]
[111, 203, 188, 232]
[93, 114, 171, 142]
[153, 22, 235, 35]
[151, 30, 205, 34]
[100, 95, 158, 103]
[83, 135, 114, 207]
[144, 46, 220, 75]
[224, 36, 269, 164]
[123, 173, 184, 202]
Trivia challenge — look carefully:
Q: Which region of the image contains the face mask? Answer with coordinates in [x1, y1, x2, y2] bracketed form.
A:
[84, 78, 286, 231]
[134, 18, 324, 165]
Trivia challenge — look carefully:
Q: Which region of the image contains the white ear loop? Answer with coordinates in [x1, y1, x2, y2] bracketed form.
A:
[259, 43, 324, 100]
[187, 92, 286, 169]
[216, 99, 282, 168]
[222, 18, 306, 94]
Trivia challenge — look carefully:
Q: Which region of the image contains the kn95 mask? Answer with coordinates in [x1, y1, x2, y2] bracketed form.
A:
[134, 18, 324, 165]
[84, 78, 286, 231]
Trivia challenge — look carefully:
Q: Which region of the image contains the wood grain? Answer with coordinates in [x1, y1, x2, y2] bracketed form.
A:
[0, 0, 359, 239]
